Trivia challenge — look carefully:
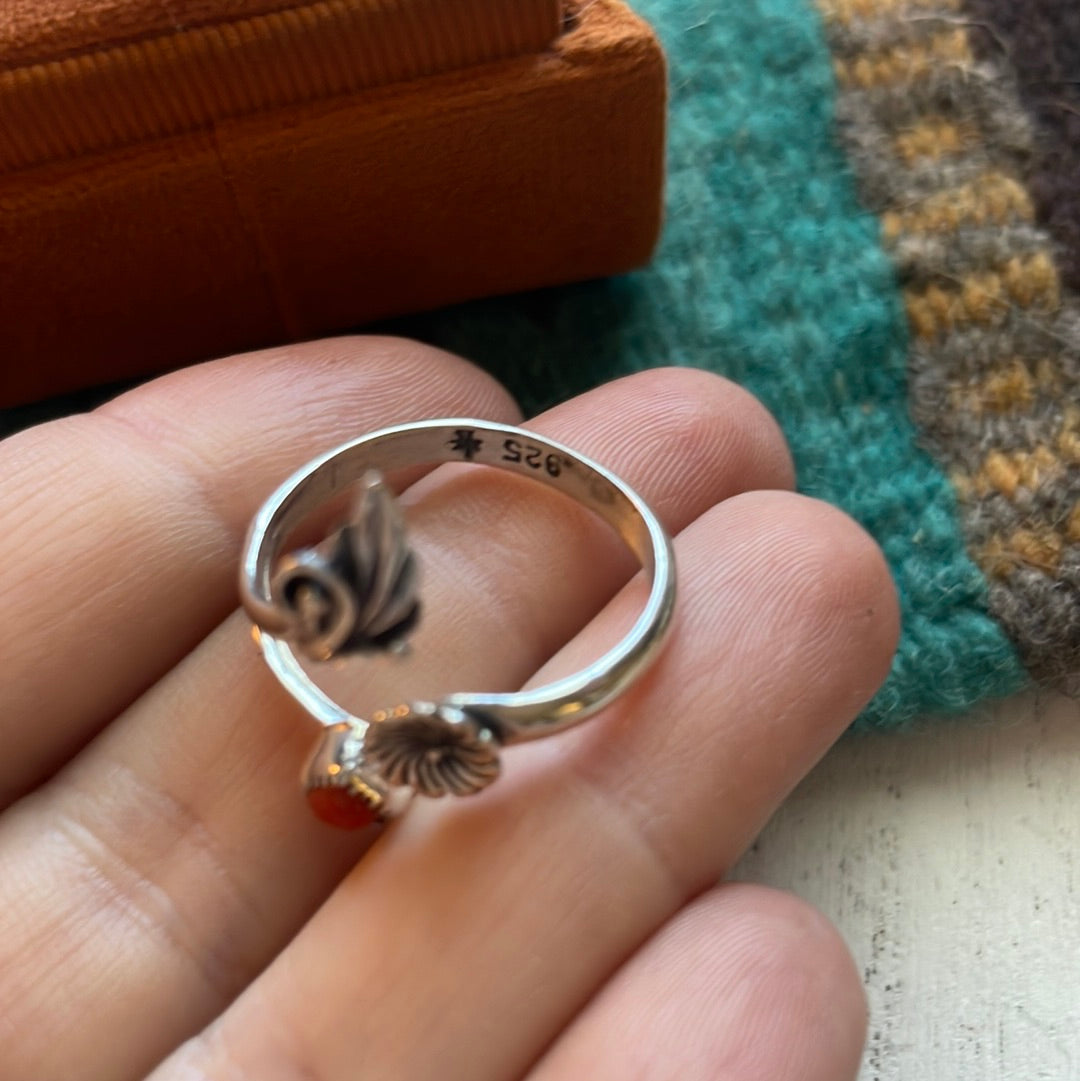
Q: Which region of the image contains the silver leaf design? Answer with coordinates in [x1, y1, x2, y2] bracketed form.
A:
[270, 471, 420, 661]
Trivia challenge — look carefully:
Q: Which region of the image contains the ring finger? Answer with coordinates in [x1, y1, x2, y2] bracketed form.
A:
[531, 883, 866, 1081]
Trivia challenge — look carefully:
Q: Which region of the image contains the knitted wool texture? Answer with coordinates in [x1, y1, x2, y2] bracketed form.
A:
[392, 0, 1033, 726]
[819, 0, 1080, 693]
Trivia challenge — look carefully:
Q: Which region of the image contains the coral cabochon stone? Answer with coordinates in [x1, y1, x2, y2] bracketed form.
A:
[306, 785, 379, 830]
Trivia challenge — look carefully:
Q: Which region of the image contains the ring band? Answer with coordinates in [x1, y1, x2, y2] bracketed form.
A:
[239, 419, 676, 828]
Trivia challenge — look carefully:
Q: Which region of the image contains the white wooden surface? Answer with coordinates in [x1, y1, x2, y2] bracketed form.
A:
[732, 691, 1080, 1081]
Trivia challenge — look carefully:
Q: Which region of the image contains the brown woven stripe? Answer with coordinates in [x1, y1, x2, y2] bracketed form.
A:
[0, 0, 563, 173]
[965, 0, 1080, 296]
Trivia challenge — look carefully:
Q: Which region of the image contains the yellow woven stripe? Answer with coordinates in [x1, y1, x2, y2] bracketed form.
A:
[953, 410, 1079, 585]
[905, 251, 1061, 339]
[952, 409, 1078, 499]
[819, 0, 960, 26]
[894, 116, 978, 164]
[948, 357, 1067, 415]
[834, 28, 971, 89]
[882, 173, 1034, 240]
[1068, 505, 1080, 544]
[978, 527, 1065, 577]
[955, 446, 1061, 501]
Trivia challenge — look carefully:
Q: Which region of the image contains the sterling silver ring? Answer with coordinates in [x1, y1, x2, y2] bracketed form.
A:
[239, 419, 676, 828]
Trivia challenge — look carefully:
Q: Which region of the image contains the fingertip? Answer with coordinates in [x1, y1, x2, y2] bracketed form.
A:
[543, 366, 795, 514]
[682, 883, 868, 1081]
[704, 490, 900, 721]
[638, 366, 796, 495]
[779, 493, 900, 717]
[534, 881, 867, 1081]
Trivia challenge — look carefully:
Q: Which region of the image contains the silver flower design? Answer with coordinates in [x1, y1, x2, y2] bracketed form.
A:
[363, 704, 501, 797]
[270, 471, 419, 661]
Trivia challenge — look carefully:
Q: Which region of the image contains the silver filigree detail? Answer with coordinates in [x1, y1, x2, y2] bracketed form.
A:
[363, 704, 501, 797]
[270, 471, 419, 661]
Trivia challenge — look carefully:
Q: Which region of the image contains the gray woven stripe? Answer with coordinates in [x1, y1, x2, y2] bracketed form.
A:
[828, 9, 964, 54]
[835, 69, 1031, 206]
[926, 308, 1080, 376]
[890, 221, 1049, 277]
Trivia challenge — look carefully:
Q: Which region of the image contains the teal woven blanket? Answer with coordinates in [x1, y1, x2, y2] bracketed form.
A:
[391, 0, 1080, 726]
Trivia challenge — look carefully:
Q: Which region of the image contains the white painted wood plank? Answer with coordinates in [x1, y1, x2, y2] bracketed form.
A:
[732, 691, 1080, 1081]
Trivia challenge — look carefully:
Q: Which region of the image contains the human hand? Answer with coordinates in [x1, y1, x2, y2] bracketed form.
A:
[0, 338, 897, 1080]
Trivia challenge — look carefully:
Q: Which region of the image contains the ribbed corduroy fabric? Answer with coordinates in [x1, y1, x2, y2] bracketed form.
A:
[0, 0, 563, 171]
[0, 0, 666, 407]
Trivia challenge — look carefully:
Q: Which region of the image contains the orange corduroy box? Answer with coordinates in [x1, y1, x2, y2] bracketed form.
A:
[0, 0, 666, 406]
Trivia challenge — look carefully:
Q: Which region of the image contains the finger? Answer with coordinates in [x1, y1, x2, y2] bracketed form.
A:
[530, 884, 866, 1081]
[0, 370, 795, 1081]
[0, 337, 518, 806]
[153, 491, 897, 1081]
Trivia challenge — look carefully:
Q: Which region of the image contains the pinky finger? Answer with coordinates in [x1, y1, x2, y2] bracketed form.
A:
[528, 883, 867, 1081]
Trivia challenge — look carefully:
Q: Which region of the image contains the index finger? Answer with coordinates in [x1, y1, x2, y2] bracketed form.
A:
[0, 338, 519, 806]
